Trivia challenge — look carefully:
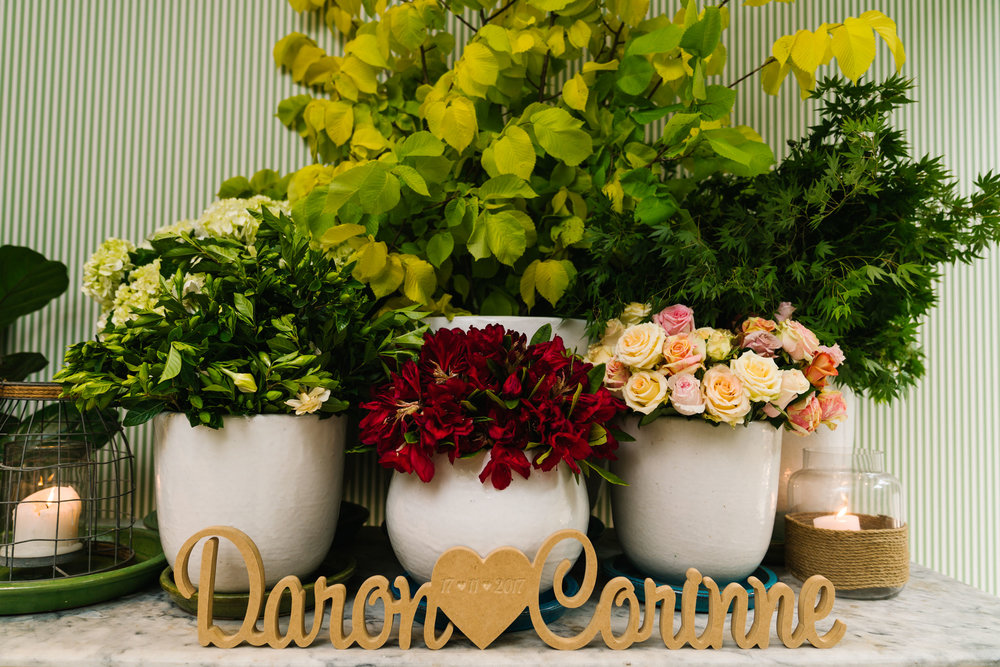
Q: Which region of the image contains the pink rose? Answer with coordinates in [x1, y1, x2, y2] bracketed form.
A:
[817, 390, 848, 428]
[604, 359, 631, 391]
[653, 304, 695, 336]
[778, 320, 820, 362]
[661, 333, 706, 375]
[667, 373, 705, 416]
[741, 330, 783, 358]
[775, 301, 795, 322]
[786, 394, 822, 435]
[816, 344, 845, 367]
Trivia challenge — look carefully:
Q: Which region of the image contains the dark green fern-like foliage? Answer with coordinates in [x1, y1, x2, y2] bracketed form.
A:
[570, 76, 1000, 402]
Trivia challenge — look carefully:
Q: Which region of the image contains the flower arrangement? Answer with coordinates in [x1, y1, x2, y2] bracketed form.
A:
[588, 302, 846, 434]
[358, 325, 625, 489]
[57, 202, 424, 428]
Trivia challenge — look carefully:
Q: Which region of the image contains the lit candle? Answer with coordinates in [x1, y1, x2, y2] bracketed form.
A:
[813, 506, 861, 531]
[3, 486, 83, 559]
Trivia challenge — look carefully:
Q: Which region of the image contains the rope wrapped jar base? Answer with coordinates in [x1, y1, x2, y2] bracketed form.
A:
[785, 512, 909, 599]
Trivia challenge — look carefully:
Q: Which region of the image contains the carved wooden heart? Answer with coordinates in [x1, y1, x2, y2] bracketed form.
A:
[430, 546, 536, 649]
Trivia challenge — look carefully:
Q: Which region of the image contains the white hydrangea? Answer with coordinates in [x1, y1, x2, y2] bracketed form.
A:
[196, 195, 289, 244]
[81, 238, 136, 309]
[149, 218, 198, 240]
[109, 260, 165, 327]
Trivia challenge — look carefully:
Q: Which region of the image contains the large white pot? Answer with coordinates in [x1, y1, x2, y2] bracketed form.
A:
[154, 413, 346, 592]
[423, 316, 589, 355]
[385, 451, 589, 592]
[611, 417, 781, 585]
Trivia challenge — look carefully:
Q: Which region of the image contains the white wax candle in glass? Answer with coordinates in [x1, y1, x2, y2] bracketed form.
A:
[5, 486, 84, 558]
[813, 506, 861, 531]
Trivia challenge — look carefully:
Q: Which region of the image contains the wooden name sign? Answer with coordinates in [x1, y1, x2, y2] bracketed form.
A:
[174, 526, 845, 651]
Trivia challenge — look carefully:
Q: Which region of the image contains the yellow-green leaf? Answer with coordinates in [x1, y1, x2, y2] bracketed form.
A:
[760, 58, 790, 95]
[568, 20, 592, 49]
[861, 10, 905, 72]
[829, 16, 877, 83]
[345, 34, 389, 69]
[355, 239, 389, 281]
[790, 28, 828, 75]
[492, 125, 535, 180]
[400, 255, 437, 304]
[273, 32, 316, 68]
[324, 101, 354, 146]
[390, 4, 427, 51]
[425, 96, 478, 152]
[319, 223, 366, 246]
[341, 56, 378, 94]
[533, 259, 571, 306]
[368, 254, 405, 298]
[484, 211, 527, 266]
[351, 125, 389, 151]
[561, 73, 589, 111]
[292, 45, 327, 82]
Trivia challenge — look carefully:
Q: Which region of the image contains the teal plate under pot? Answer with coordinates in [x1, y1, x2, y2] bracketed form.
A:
[0, 527, 165, 615]
[601, 555, 777, 613]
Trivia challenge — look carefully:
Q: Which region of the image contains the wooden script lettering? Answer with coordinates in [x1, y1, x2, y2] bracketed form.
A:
[174, 526, 845, 651]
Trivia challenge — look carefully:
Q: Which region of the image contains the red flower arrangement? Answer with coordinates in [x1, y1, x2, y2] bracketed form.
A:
[359, 325, 626, 490]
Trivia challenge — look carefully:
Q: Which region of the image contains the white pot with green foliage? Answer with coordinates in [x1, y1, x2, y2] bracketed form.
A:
[590, 303, 849, 585]
[58, 201, 424, 591]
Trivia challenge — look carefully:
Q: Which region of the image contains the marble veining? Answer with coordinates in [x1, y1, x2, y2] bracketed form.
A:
[1, 528, 999, 666]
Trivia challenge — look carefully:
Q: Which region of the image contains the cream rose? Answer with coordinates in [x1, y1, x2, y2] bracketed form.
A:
[778, 320, 820, 362]
[729, 351, 782, 403]
[587, 343, 613, 365]
[614, 323, 666, 370]
[601, 318, 625, 348]
[661, 333, 706, 375]
[622, 371, 669, 414]
[774, 369, 810, 410]
[667, 373, 705, 416]
[620, 302, 652, 326]
[701, 365, 751, 424]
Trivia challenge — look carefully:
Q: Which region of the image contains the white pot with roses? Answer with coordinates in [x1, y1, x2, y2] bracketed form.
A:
[588, 302, 848, 584]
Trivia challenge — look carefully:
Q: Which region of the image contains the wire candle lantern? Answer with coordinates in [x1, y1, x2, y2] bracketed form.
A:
[0, 382, 135, 580]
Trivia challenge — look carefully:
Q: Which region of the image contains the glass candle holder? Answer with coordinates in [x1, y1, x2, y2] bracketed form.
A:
[785, 448, 908, 599]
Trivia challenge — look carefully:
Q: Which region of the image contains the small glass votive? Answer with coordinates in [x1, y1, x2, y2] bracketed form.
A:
[784, 448, 908, 599]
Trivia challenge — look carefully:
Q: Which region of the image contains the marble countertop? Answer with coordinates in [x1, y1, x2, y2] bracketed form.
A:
[2, 527, 1000, 666]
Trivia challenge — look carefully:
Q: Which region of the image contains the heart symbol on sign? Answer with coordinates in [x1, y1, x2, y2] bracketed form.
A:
[431, 546, 536, 649]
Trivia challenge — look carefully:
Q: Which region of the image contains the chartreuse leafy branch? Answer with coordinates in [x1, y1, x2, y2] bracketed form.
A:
[219, 0, 902, 316]
[56, 208, 425, 428]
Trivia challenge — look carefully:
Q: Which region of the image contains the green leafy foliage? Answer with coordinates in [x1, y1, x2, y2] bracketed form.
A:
[567, 77, 1000, 402]
[0, 246, 69, 380]
[56, 209, 426, 428]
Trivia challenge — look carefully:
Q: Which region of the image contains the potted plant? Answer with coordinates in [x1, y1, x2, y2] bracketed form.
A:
[222, 0, 901, 326]
[358, 324, 624, 590]
[56, 198, 424, 591]
[588, 301, 847, 584]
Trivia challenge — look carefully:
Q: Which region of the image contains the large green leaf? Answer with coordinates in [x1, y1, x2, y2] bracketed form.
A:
[530, 108, 592, 167]
[0, 246, 69, 330]
[0, 352, 48, 382]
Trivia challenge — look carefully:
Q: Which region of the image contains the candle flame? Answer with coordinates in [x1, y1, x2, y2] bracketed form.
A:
[45, 487, 59, 504]
[836, 506, 848, 520]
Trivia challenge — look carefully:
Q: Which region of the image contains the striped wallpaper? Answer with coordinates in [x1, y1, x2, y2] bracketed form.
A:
[1, 0, 997, 595]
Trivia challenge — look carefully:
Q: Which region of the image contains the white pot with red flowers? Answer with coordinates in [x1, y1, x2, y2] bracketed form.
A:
[361, 324, 625, 591]
[591, 303, 849, 585]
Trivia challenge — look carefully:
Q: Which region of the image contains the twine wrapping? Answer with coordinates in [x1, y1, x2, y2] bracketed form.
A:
[785, 512, 909, 590]
[0, 382, 65, 400]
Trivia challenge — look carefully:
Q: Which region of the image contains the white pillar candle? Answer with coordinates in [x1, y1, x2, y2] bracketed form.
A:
[4, 486, 83, 559]
[813, 507, 861, 531]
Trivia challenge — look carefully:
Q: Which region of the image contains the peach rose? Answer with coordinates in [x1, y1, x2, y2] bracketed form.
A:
[667, 373, 705, 416]
[702, 365, 751, 424]
[653, 304, 695, 336]
[804, 351, 839, 388]
[729, 351, 782, 403]
[614, 323, 666, 370]
[622, 370, 669, 414]
[661, 333, 706, 375]
[778, 320, 820, 362]
[817, 389, 848, 428]
[604, 359, 631, 392]
[620, 302, 652, 326]
[786, 393, 822, 435]
[774, 368, 810, 410]
[740, 316, 777, 334]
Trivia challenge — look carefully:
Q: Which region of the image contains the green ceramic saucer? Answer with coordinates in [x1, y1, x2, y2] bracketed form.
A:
[0, 528, 165, 615]
[160, 548, 356, 619]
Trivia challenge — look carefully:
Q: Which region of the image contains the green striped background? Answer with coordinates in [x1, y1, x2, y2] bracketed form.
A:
[2, 1, 997, 595]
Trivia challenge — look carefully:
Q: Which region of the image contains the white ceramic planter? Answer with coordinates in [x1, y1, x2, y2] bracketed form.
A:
[611, 417, 781, 585]
[154, 413, 346, 592]
[385, 451, 589, 592]
[423, 316, 590, 355]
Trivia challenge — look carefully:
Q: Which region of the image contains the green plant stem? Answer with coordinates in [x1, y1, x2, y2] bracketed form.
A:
[420, 46, 430, 83]
[485, 0, 517, 24]
[728, 56, 776, 88]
